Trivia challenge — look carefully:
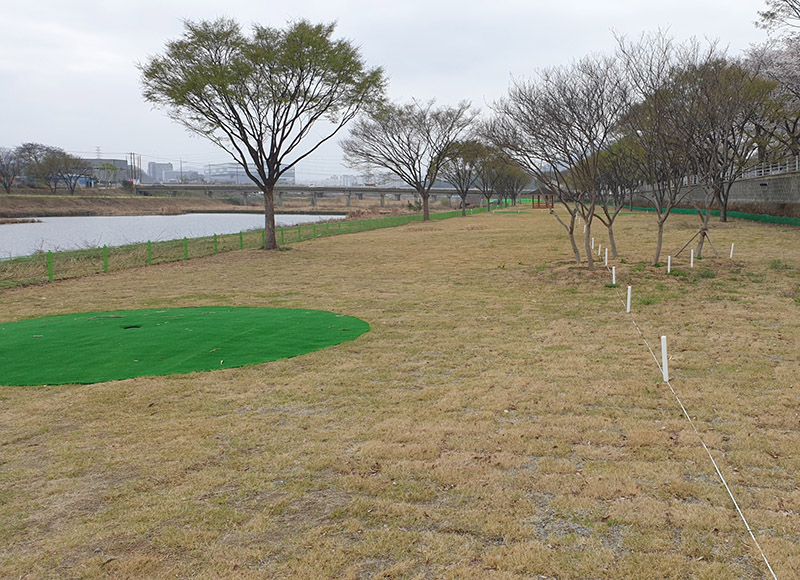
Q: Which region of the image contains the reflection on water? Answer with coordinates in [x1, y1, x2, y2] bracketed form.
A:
[0, 213, 343, 258]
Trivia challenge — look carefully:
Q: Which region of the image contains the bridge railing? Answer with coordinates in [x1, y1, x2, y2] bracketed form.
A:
[741, 156, 800, 180]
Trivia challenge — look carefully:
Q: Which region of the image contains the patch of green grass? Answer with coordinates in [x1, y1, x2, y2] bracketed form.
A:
[697, 268, 716, 279]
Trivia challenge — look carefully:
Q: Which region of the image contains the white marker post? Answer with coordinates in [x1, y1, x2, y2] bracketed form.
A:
[667, 255, 671, 274]
[612, 266, 616, 285]
[598, 244, 602, 257]
[661, 336, 669, 382]
[690, 249, 694, 268]
[730, 242, 734, 259]
[604, 248, 608, 267]
[592, 237, 595, 250]
[626, 286, 631, 313]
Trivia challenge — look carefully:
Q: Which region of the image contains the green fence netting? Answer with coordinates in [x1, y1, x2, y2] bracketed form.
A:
[0, 208, 489, 288]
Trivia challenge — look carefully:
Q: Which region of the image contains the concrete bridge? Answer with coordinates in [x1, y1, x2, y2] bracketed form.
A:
[133, 183, 555, 210]
[134, 183, 463, 208]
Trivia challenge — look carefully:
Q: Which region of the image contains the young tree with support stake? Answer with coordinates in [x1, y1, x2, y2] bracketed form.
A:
[341, 100, 476, 221]
[139, 18, 385, 250]
[616, 32, 710, 266]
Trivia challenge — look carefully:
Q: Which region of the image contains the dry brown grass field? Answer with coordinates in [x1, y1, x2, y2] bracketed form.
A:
[1, 208, 799, 579]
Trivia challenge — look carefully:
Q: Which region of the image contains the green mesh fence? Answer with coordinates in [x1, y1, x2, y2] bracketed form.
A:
[0, 208, 489, 289]
[629, 205, 800, 227]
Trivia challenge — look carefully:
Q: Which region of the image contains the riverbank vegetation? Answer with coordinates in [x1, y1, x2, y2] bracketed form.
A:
[1, 208, 799, 578]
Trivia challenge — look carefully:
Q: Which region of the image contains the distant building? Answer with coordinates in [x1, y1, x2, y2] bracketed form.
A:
[147, 162, 173, 183]
[205, 162, 295, 185]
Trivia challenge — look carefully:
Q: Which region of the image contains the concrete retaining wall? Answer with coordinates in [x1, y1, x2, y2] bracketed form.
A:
[633, 173, 800, 218]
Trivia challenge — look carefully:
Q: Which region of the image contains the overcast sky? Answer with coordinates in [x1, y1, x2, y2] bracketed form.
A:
[1, 1, 772, 182]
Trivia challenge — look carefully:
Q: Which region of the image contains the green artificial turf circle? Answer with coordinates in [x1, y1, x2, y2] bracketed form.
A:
[0, 307, 370, 386]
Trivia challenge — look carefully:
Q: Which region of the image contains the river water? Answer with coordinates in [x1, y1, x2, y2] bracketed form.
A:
[0, 213, 343, 259]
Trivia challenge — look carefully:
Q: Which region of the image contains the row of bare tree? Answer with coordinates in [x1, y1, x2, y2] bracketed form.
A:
[478, 3, 800, 268]
[340, 32, 800, 268]
[0, 143, 99, 195]
[138, 4, 800, 254]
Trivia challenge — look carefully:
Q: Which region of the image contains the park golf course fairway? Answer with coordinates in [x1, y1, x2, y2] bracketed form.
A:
[2, 208, 800, 579]
[0, 307, 369, 386]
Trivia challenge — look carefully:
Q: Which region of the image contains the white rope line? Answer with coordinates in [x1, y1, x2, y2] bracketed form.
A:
[602, 260, 779, 580]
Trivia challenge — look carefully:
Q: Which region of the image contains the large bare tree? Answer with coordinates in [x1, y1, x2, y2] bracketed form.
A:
[341, 100, 476, 221]
[0, 148, 21, 194]
[17, 143, 61, 193]
[140, 18, 385, 249]
[488, 55, 629, 269]
[494, 158, 530, 207]
[758, 0, 800, 31]
[616, 32, 714, 265]
[440, 140, 483, 216]
[53, 152, 94, 196]
[593, 137, 645, 257]
[684, 56, 775, 258]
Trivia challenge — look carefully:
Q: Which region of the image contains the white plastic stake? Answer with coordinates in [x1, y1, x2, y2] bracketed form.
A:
[626, 286, 631, 313]
[661, 336, 669, 382]
[583, 224, 586, 233]
[612, 266, 616, 285]
[598, 244, 602, 257]
[690, 249, 694, 268]
[667, 255, 671, 274]
[730, 242, 734, 259]
[592, 237, 595, 250]
[604, 248, 608, 267]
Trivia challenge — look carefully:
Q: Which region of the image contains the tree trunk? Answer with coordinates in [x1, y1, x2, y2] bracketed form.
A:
[422, 191, 430, 221]
[550, 209, 581, 264]
[696, 208, 711, 258]
[719, 184, 731, 223]
[263, 185, 278, 250]
[584, 218, 594, 271]
[461, 195, 467, 216]
[652, 219, 665, 266]
[567, 220, 581, 264]
[607, 224, 618, 258]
